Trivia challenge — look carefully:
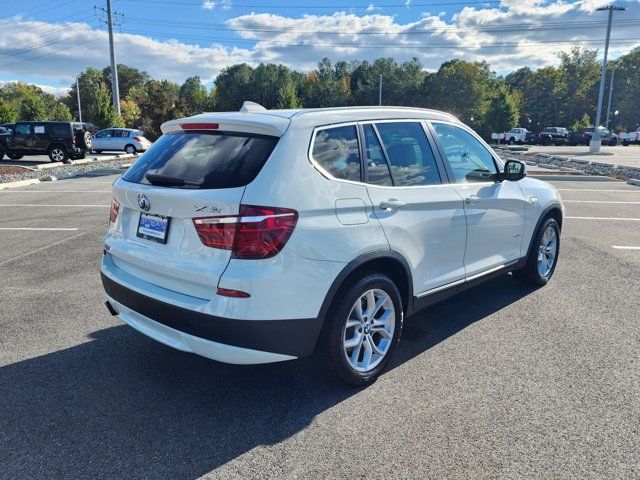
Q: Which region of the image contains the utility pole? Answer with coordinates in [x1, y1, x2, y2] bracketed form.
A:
[378, 75, 382, 106]
[76, 76, 82, 123]
[106, 0, 120, 116]
[97, 1, 123, 116]
[591, 4, 626, 153]
[605, 67, 615, 128]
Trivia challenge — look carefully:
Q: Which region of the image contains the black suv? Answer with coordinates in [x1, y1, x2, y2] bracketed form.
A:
[0, 121, 92, 163]
[537, 127, 570, 146]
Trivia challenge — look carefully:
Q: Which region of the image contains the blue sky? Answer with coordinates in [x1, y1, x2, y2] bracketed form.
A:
[1, 0, 639, 96]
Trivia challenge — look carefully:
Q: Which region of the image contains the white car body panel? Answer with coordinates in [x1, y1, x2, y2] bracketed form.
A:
[101, 106, 563, 366]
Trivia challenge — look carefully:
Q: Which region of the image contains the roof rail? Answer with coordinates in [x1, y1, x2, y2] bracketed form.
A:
[240, 101, 267, 113]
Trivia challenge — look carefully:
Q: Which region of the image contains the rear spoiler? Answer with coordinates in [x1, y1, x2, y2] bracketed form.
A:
[161, 111, 289, 137]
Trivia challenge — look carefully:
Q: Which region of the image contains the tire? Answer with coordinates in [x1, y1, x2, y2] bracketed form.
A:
[622, 141, 629, 147]
[75, 131, 92, 150]
[0, 149, 4, 160]
[321, 273, 403, 386]
[7, 152, 23, 160]
[48, 146, 69, 163]
[541, 137, 550, 146]
[94, 150, 103, 154]
[514, 217, 560, 286]
[508, 137, 516, 145]
[124, 144, 137, 154]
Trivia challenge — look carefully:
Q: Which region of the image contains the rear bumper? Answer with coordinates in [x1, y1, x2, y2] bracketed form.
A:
[101, 272, 323, 361]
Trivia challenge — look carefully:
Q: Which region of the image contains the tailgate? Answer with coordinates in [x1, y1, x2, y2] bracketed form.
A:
[106, 178, 244, 300]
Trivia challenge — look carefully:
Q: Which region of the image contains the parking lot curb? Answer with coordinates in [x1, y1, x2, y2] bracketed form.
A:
[34, 162, 63, 170]
[628, 178, 640, 187]
[0, 178, 41, 189]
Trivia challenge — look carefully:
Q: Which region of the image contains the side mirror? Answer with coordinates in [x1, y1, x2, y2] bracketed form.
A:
[503, 160, 526, 182]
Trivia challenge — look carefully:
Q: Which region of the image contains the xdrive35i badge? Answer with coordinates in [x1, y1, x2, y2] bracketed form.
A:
[194, 204, 222, 214]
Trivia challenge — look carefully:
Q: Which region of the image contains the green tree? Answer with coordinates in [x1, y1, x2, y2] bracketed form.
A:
[213, 63, 255, 111]
[301, 58, 351, 107]
[102, 64, 151, 100]
[20, 95, 46, 121]
[525, 66, 565, 129]
[424, 59, 496, 132]
[65, 68, 110, 125]
[51, 102, 73, 121]
[179, 75, 208, 116]
[609, 47, 640, 131]
[0, 99, 18, 123]
[129, 80, 182, 139]
[485, 86, 519, 134]
[120, 99, 141, 127]
[570, 113, 591, 132]
[94, 83, 119, 129]
[557, 47, 599, 126]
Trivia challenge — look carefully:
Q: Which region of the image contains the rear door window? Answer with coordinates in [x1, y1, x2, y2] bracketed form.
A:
[363, 124, 392, 186]
[51, 124, 70, 135]
[122, 131, 278, 189]
[374, 122, 441, 187]
[311, 125, 361, 182]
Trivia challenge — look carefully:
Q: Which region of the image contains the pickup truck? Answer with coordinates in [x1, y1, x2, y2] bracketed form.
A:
[568, 127, 618, 146]
[490, 128, 535, 145]
[619, 128, 640, 146]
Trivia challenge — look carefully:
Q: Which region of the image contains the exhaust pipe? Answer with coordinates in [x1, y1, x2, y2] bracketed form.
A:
[105, 301, 118, 316]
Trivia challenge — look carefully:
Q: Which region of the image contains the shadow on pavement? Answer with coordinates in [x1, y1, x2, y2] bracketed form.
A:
[0, 274, 536, 479]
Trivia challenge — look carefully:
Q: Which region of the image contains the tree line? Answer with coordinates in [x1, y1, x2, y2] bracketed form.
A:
[0, 46, 638, 140]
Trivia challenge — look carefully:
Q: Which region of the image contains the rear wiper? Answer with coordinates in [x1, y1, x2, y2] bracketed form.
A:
[145, 173, 202, 187]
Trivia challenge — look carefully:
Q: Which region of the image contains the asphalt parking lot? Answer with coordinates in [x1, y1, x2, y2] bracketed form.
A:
[1, 173, 639, 479]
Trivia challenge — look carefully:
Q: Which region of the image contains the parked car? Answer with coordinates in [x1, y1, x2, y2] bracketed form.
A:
[101, 103, 564, 385]
[0, 121, 91, 162]
[537, 127, 570, 146]
[568, 127, 618, 146]
[619, 128, 640, 146]
[1, 123, 15, 132]
[505, 128, 533, 145]
[92, 128, 151, 154]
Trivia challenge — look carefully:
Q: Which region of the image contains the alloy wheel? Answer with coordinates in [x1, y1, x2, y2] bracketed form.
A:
[537, 225, 557, 278]
[342, 288, 395, 373]
[51, 149, 65, 162]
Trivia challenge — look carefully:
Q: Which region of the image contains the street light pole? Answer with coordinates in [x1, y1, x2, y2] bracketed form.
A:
[605, 67, 615, 128]
[591, 4, 626, 153]
[76, 76, 82, 123]
[378, 74, 382, 106]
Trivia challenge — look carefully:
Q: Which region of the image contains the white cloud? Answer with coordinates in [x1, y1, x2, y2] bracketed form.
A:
[366, 4, 381, 11]
[201, 0, 232, 10]
[0, 0, 638, 87]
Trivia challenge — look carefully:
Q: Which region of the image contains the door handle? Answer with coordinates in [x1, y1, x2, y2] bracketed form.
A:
[380, 198, 407, 210]
[464, 195, 481, 204]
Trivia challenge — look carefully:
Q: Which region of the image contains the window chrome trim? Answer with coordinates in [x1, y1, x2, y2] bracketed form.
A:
[309, 118, 455, 190]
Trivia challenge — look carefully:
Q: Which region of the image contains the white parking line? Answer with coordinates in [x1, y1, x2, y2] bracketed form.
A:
[0, 190, 112, 193]
[612, 246, 640, 250]
[563, 200, 640, 204]
[0, 204, 109, 207]
[556, 189, 640, 193]
[0, 227, 78, 231]
[566, 216, 640, 221]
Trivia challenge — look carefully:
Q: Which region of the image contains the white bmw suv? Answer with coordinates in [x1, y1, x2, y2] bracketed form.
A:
[101, 103, 563, 385]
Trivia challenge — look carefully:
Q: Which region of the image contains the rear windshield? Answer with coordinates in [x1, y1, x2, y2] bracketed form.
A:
[122, 131, 278, 189]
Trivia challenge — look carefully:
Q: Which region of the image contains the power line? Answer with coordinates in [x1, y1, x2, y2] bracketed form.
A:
[125, 0, 503, 8]
[125, 16, 640, 35]
[119, 27, 640, 49]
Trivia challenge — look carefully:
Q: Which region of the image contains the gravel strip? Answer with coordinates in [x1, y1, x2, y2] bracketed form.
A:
[495, 148, 640, 181]
[0, 159, 129, 184]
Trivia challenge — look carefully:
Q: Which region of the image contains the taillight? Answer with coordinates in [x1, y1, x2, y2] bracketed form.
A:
[216, 287, 251, 298]
[133, 136, 141, 142]
[109, 198, 120, 223]
[193, 204, 298, 259]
